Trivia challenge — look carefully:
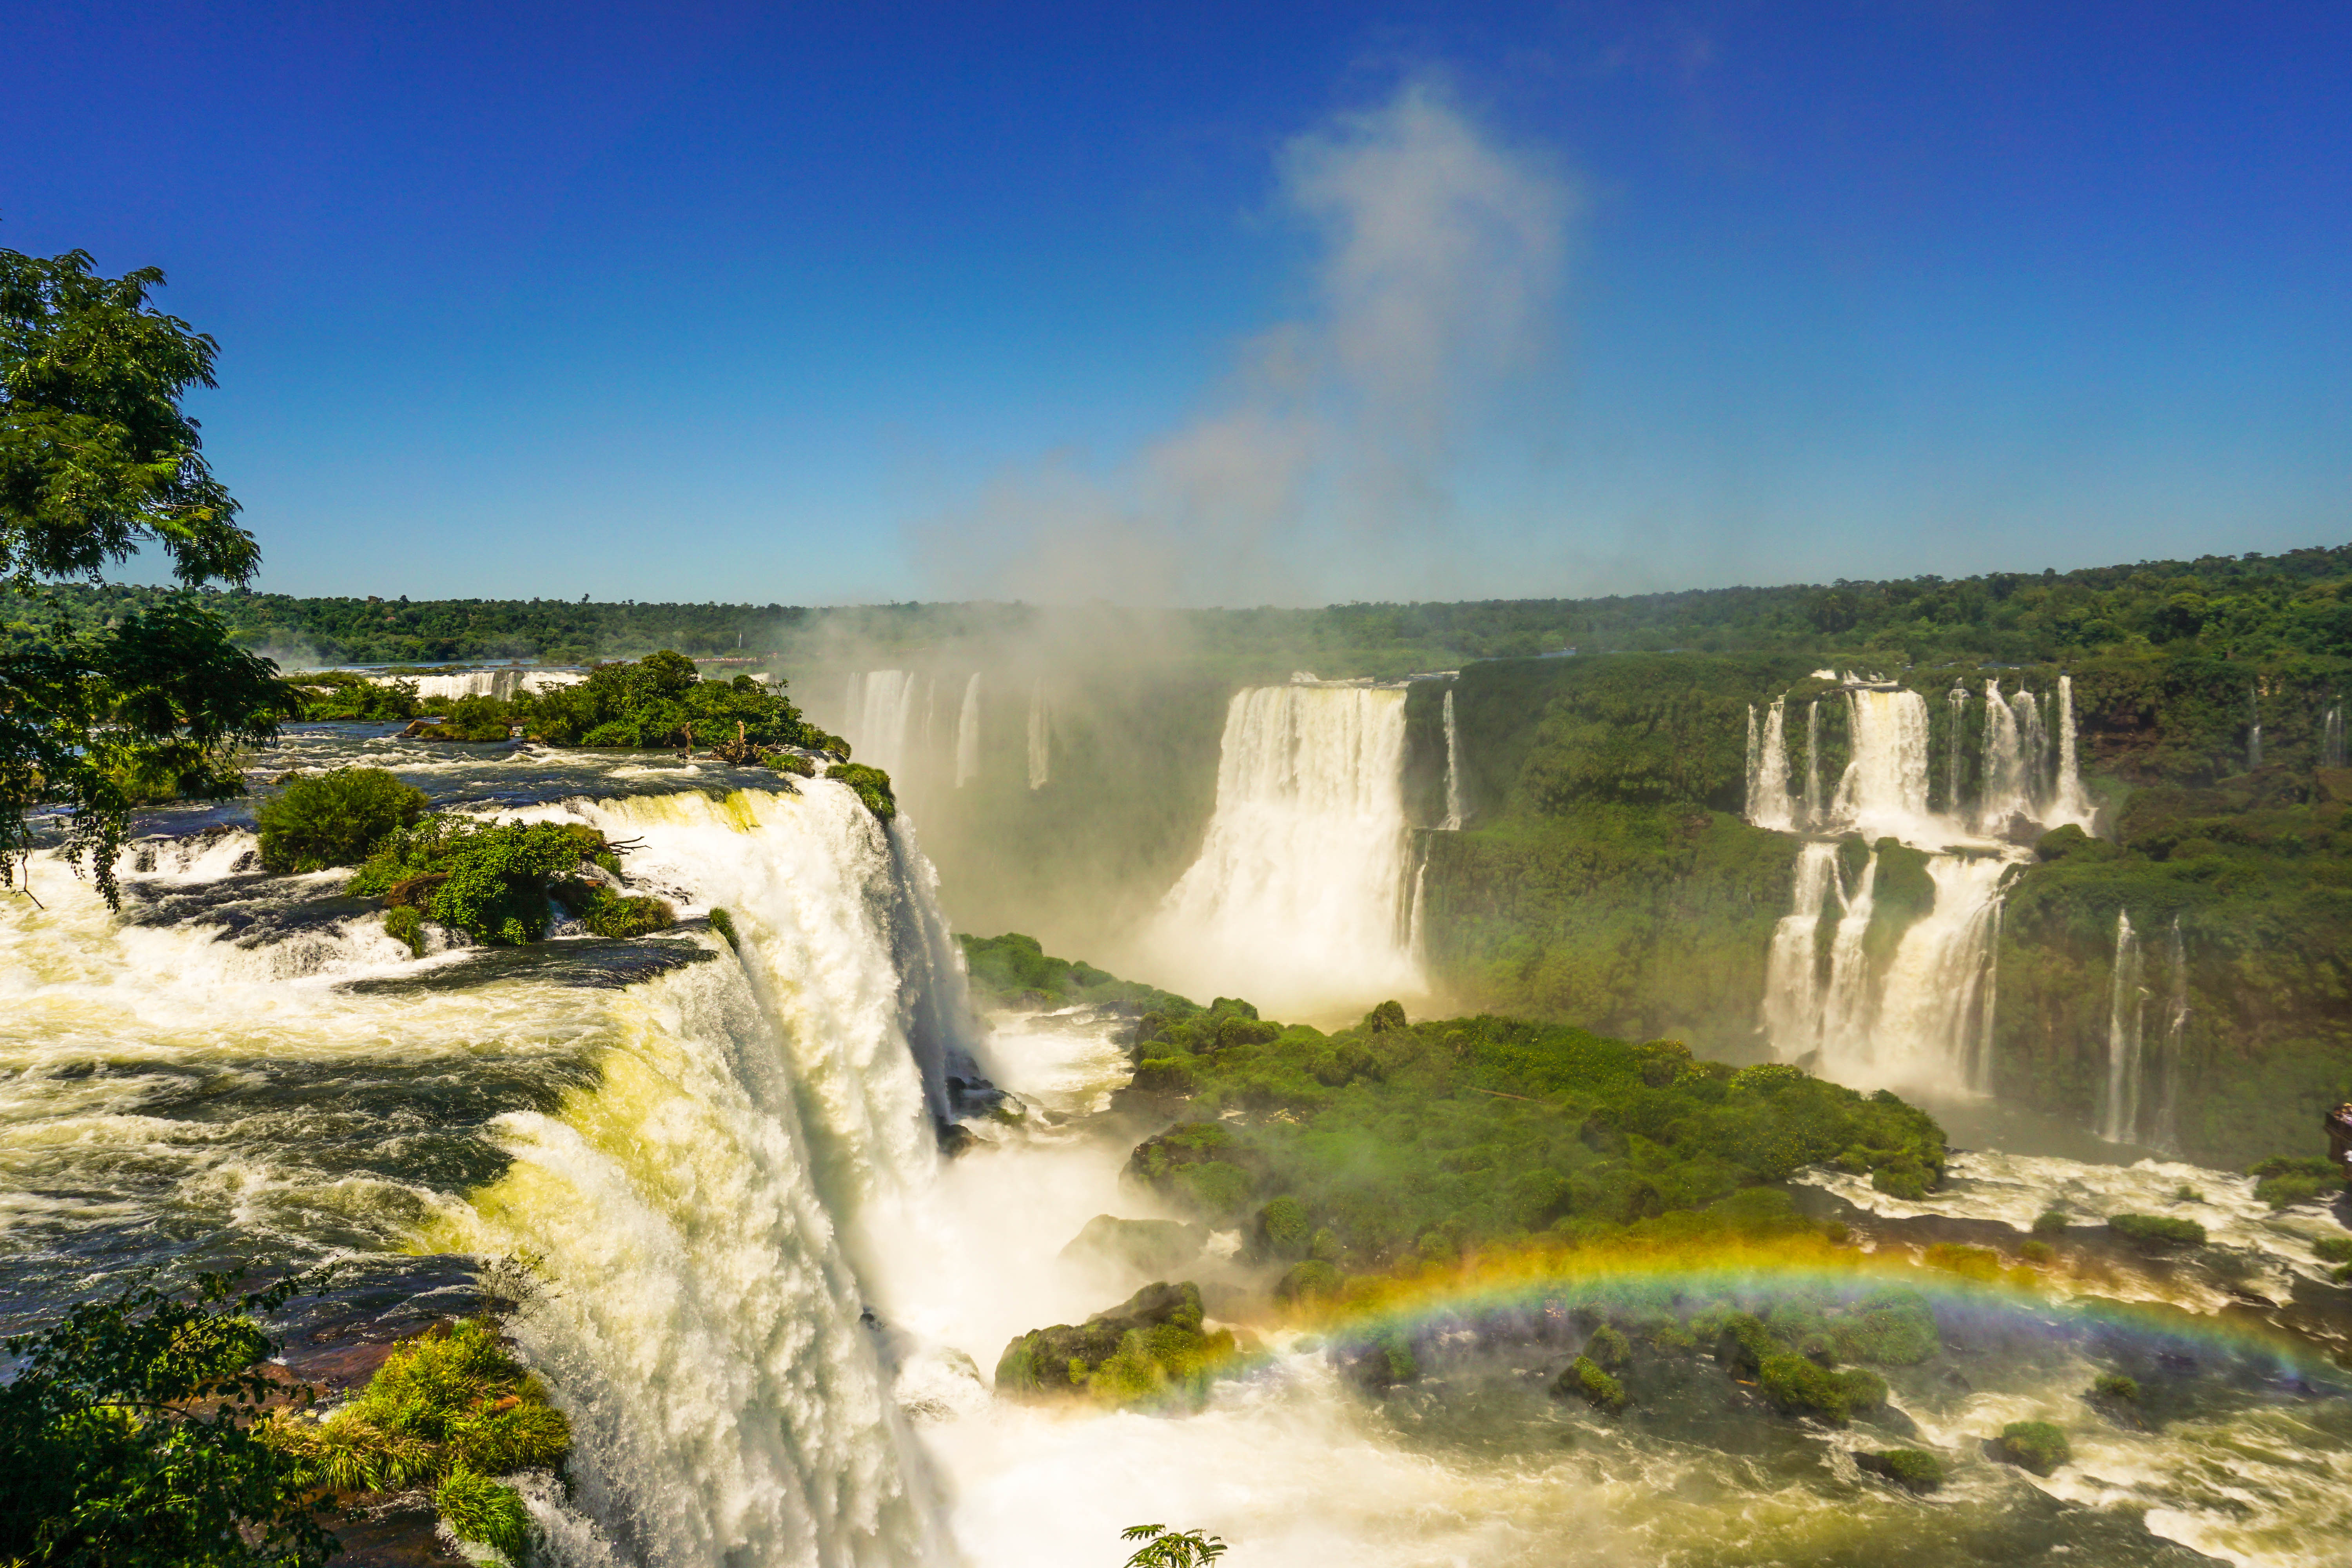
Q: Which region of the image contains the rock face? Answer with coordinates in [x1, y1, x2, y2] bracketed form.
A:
[1058, 1215, 1207, 1279]
[994, 1281, 1236, 1410]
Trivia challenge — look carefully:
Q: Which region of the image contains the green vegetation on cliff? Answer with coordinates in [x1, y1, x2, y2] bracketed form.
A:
[1120, 1001, 1945, 1267]
[993, 1281, 1237, 1411]
[255, 766, 427, 873]
[347, 816, 671, 949]
[959, 931, 1196, 1014]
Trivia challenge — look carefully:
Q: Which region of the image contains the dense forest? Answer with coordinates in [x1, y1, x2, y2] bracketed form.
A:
[7, 543, 2350, 671]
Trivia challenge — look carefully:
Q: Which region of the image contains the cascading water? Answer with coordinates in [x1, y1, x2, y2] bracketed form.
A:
[955, 673, 982, 787]
[1802, 700, 1823, 828]
[1978, 679, 2030, 833]
[2099, 911, 2147, 1143]
[1816, 849, 1880, 1063]
[1148, 683, 1423, 1015]
[1745, 697, 1795, 830]
[1760, 842, 1838, 1057]
[1944, 685, 1968, 817]
[1858, 855, 2010, 1092]
[2326, 698, 2346, 770]
[1025, 681, 1051, 790]
[2247, 687, 2263, 771]
[2014, 689, 2049, 817]
[849, 670, 921, 779]
[1440, 687, 1465, 831]
[1826, 689, 1932, 839]
[2154, 915, 2189, 1155]
[368, 668, 586, 702]
[2048, 674, 2095, 829]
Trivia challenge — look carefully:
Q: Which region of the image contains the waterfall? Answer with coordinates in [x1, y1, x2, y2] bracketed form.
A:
[850, 671, 920, 778]
[1440, 687, 1465, 831]
[1826, 689, 1931, 838]
[2049, 674, 2094, 829]
[2098, 911, 2147, 1143]
[1858, 855, 2010, 1091]
[1746, 697, 1795, 830]
[954, 673, 982, 788]
[1762, 842, 1839, 1058]
[1149, 684, 1422, 1014]
[2247, 688, 2263, 771]
[2013, 690, 2048, 817]
[370, 668, 586, 702]
[1978, 679, 2029, 833]
[1025, 681, 1051, 790]
[2326, 699, 2345, 770]
[1802, 700, 1823, 829]
[1817, 849, 1880, 1064]
[2152, 915, 2189, 1154]
[1944, 685, 1968, 817]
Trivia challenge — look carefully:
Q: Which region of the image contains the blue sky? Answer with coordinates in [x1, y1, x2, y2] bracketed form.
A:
[9, 2, 2346, 604]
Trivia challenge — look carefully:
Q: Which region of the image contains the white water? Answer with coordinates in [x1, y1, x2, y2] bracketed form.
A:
[847, 670, 922, 779]
[367, 668, 587, 702]
[2154, 915, 2189, 1155]
[1745, 697, 1796, 831]
[1760, 842, 1838, 1056]
[1025, 681, 1051, 791]
[1816, 849, 1880, 1065]
[2049, 674, 2096, 829]
[1803, 699, 1824, 828]
[955, 674, 982, 788]
[1148, 684, 1423, 1016]
[1945, 686, 1967, 817]
[1440, 687, 1465, 831]
[2325, 701, 2344, 770]
[2099, 911, 2147, 1144]
[1826, 689, 1934, 840]
[1853, 855, 2009, 1093]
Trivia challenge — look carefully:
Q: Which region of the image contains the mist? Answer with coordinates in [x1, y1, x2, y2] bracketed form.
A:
[909, 76, 1577, 610]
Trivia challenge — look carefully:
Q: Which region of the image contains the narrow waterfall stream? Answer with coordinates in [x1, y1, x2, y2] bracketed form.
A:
[1440, 687, 1465, 831]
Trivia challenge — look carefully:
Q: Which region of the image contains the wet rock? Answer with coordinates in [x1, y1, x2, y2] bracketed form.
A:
[1060, 1214, 1208, 1278]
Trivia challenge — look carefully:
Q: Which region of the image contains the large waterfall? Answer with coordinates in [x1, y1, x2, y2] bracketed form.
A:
[1149, 683, 1423, 1015]
[1826, 689, 1933, 840]
[1744, 698, 1796, 830]
[955, 673, 982, 787]
[368, 668, 587, 701]
[1440, 686, 1466, 831]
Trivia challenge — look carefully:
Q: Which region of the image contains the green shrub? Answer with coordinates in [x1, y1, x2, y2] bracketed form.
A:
[1995, 1420, 2072, 1475]
[1275, 1261, 1342, 1303]
[1758, 1352, 1855, 1423]
[708, 906, 740, 951]
[2020, 1239, 2055, 1265]
[829, 762, 897, 820]
[1871, 1161, 1930, 1201]
[2310, 1236, 2352, 1264]
[434, 1468, 531, 1561]
[1924, 1243, 2003, 1281]
[569, 884, 675, 938]
[1256, 1197, 1311, 1260]
[2091, 1373, 2139, 1403]
[2108, 1213, 2207, 1248]
[349, 817, 609, 946]
[1857, 1448, 1944, 1493]
[1557, 1355, 1626, 1413]
[2032, 1209, 2071, 1238]
[771, 752, 816, 778]
[256, 768, 428, 873]
[384, 904, 424, 957]
[1583, 1324, 1631, 1370]
[2249, 1157, 2342, 1209]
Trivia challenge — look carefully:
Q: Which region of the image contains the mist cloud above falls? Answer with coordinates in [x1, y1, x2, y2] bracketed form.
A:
[914, 78, 1577, 607]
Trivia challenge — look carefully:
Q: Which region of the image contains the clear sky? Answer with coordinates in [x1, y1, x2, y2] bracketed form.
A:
[9, 2, 2347, 604]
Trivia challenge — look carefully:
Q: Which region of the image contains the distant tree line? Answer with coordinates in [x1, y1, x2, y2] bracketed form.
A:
[9, 546, 2352, 673]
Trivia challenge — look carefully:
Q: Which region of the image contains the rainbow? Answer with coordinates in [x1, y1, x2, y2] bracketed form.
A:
[1265, 1232, 2340, 1380]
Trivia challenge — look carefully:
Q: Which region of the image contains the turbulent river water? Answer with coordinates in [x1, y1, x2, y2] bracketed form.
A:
[4, 724, 2351, 1567]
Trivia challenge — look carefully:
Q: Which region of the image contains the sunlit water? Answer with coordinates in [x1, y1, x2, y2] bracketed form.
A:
[4, 726, 2350, 1566]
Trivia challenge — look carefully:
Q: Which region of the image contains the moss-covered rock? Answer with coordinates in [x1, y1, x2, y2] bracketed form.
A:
[1059, 1215, 1207, 1278]
[2249, 1155, 2343, 1209]
[2108, 1213, 2207, 1248]
[1583, 1324, 1631, 1370]
[1994, 1420, 2072, 1475]
[1856, 1448, 1945, 1493]
[993, 1282, 1235, 1411]
[1555, 1354, 1627, 1414]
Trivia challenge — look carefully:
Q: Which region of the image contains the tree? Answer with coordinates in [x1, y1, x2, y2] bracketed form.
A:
[0, 1268, 339, 1567]
[1120, 1524, 1229, 1568]
[1, 247, 287, 902]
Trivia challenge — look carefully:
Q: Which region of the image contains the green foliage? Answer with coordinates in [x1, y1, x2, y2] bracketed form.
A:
[255, 767, 427, 873]
[2107, 1213, 2207, 1248]
[1254, 1197, 1311, 1261]
[1557, 1355, 1626, 1414]
[2033, 1209, 2071, 1237]
[1112, 993, 1944, 1272]
[2091, 1373, 2140, 1403]
[1757, 1352, 1863, 1423]
[384, 905, 424, 956]
[1119, 1523, 1228, 1568]
[2020, 1239, 2055, 1265]
[348, 816, 619, 947]
[1995, 1420, 2073, 1475]
[1274, 1260, 1342, 1303]
[995, 1284, 1236, 1412]
[572, 883, 677, 938]
[1583, 1324, 1631, 1370]
[2310, 1236, 2352, 1264]
[957, 931, 1199, 1014]
[0, 1266, 338, 1568]
[2249, 1156, 2343, 1209]
[707, 905, 740, 952]
[260, 1318, 570, 1497]
[1857, 1448, 1945, 1493]
[290, 671, 418, 722]
[433, 1470, 531, 1562]
[828, 762, 897, 820]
